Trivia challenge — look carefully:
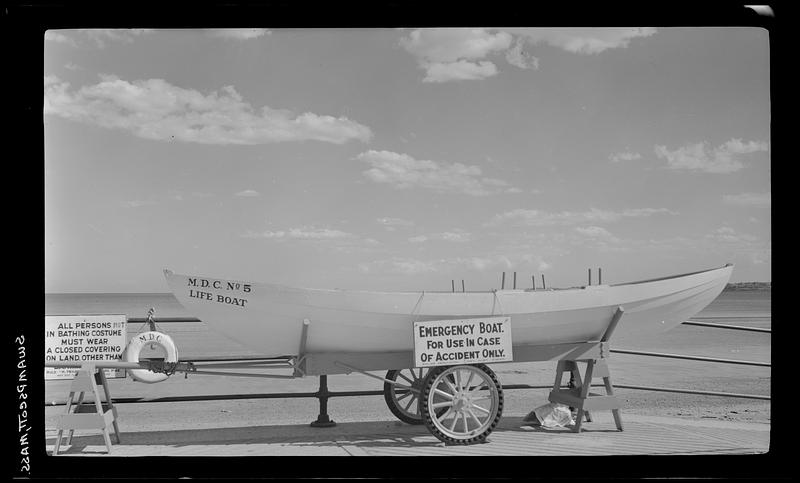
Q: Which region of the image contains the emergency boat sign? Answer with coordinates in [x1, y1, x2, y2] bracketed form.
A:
[45, 315, 127, 380]
[413, 316, 513, 367]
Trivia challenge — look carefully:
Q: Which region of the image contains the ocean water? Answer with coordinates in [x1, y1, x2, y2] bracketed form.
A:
[696, 290, 770, 319]
[45, 293, 191, 319]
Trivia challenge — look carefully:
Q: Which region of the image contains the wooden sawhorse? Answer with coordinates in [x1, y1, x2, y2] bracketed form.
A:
[548, 307, 625, 432]
[53, 364, 121, 455]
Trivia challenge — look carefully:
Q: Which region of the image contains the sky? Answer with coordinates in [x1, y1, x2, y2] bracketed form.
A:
[44, 27, 771, 293]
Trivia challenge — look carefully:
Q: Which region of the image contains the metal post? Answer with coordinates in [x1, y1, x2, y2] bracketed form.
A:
[541, 274, 546, 290]
[513, 272, 517, 289]
[532, 275, 536, 290]
[599, 268, 602, 285]
[501, 272, 506, 290]
[310, 375, 336, 427]
[462, 280, 465, 292]
[588, 268, 592, 286]
[452, 280, 455, 293]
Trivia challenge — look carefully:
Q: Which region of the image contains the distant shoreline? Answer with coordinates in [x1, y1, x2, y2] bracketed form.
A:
[724, 282, 771, 291]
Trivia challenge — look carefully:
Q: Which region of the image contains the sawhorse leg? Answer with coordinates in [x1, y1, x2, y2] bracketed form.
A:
[97, 369, 122, 443]
[554, 360, 592, 427]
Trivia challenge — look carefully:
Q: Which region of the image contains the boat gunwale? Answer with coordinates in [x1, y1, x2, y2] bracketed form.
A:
[165, 264, 733, 296]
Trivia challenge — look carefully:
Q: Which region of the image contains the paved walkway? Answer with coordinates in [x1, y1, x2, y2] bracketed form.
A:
[46, 413, 769, 457]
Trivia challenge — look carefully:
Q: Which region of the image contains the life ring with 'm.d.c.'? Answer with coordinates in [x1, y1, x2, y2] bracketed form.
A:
[124, 331, 179, 383]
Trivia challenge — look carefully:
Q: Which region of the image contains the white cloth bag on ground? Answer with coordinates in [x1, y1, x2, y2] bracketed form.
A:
[524, 402, 575, 428]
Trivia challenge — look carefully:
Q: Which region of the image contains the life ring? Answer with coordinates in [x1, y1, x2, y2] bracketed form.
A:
[124, 331, 179, 383]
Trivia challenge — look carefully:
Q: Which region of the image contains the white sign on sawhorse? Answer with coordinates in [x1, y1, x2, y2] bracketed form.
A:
[53, 364, 121, 455]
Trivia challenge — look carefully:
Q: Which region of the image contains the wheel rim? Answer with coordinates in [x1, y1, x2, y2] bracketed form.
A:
[388, 368, 427, 421]
[426, 365, 499, 440]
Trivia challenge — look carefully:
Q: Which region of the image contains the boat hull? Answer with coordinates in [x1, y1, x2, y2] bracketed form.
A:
[163, 265, 733, 358]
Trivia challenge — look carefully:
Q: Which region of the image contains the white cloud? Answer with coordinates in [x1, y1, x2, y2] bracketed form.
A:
[122, 190, 212, 208]
[575, 226, 614, 239]
[400, 28, 513, 63]
[701, 227, 770, 268]
[235, 189, 260, 197]
[707, 226, 759, 244]
[573, 226, 625, 250]
[439, 231, 471, 242]
[723, 192, 770, 206]
[422, 60, 499, 83]
[489, 207, 677, 226]
[44, 75, 372, 145]
[123, 199, 157, 208]
[507, 28, 657, 55]
[241, 225, 380, 253]
[376, 217, 415, 228]
[356, 150, 516, 196]
[399, 28, 656, 82]
[505, 37, 539, 69]
[654, 138, 768, 173]
[206, 29, 270, 40]
[78, 29, 153, 47]
[400, 29, 512, 82]
[243, 226, 353, 240]
[408, 230, 471, 243]
[359, 257, 439, 275]
[45, 31, 78, 47]
[609, 151, 642, 163]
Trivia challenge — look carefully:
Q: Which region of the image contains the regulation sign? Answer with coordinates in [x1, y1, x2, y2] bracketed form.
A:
[413, 316, 513, 367]
[45, 315, 127, 380]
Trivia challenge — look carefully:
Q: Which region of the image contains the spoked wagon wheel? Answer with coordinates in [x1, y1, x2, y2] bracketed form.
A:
[384, 368, 429, 424]
[420, 364, 503, 445]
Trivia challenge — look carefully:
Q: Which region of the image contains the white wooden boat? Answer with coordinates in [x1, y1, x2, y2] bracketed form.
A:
[162, 264, 733, 358]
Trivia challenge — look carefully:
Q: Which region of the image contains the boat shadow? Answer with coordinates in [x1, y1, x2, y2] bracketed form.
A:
[45, 417, 623, 454]
[44, 420, 442, 453]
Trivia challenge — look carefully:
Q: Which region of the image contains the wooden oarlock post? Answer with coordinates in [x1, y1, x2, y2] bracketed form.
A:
[547, 306, 625, 433]
[53, 364, 121, 455]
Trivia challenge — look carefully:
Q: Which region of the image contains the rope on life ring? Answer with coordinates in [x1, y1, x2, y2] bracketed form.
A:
[124, 331, 179, 383]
